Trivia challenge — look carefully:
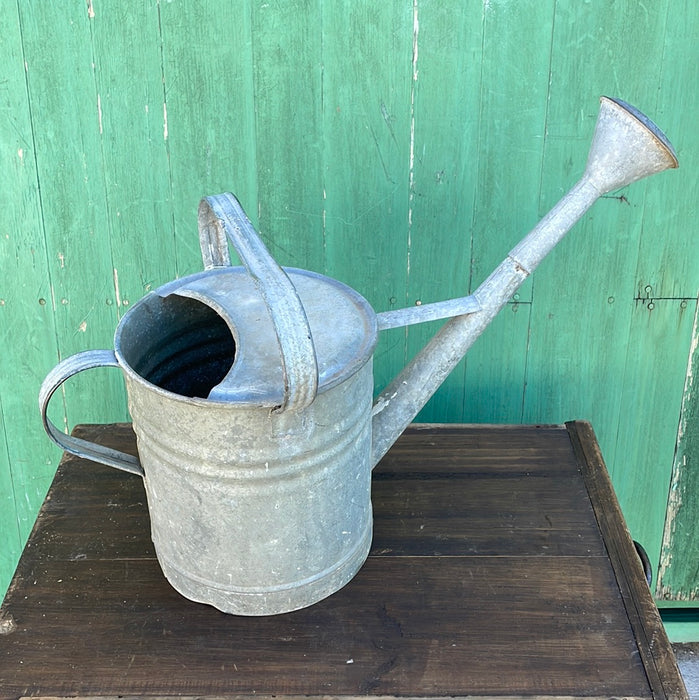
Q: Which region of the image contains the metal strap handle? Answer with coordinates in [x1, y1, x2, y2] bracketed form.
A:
[39, 350, 144, 476]
[198, 193, 319, 412]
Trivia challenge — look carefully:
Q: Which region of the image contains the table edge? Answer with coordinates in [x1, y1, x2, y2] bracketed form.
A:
[565, 419, 688, 700]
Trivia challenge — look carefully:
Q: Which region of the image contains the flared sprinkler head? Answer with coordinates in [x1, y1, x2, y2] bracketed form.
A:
[584, 96, 678, 195]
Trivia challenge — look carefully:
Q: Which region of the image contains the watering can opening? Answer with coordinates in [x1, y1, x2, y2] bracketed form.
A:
[112, 265, 379, 408]
[116, 292, 237, 400]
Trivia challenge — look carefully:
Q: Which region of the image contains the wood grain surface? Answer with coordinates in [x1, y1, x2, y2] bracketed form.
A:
[0, 423, 686, 699]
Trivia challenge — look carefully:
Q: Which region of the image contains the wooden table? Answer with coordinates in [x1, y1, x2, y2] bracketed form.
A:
[0, 422, 687, 699]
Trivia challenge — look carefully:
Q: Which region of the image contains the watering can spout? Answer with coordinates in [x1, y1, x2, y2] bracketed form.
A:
[370, 96, 678, 467]
[584, 97, 678, 193]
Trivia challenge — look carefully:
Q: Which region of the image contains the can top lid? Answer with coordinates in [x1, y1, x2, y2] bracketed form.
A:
[117, 266, 378, 408]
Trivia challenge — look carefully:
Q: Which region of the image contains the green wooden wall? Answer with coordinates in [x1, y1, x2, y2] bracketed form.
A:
[1, 1, 697, 613]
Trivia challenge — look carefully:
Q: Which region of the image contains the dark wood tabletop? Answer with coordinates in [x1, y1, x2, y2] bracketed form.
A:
[0, 421, 687, 699]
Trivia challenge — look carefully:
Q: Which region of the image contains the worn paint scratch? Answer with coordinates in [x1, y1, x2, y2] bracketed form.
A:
[322, 187, 327, 264]
[113, 268, 121, 307]
[97, 94, 103, 134]
[407, 0, 419, 267]
[369, 123, 393, 183]
[411, 0, 419, 84]
[380, 101, 399, 147]
[87, 0, 95, 19]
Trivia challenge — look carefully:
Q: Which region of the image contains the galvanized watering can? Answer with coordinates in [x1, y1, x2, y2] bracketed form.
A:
[40, 97, 677, 615]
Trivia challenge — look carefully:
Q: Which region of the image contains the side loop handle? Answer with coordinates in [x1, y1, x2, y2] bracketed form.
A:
[198, 193, 319, 412]
[39, 350, 144, 476]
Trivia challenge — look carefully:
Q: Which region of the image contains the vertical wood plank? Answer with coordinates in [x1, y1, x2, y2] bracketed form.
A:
[90, 0, 177, 314]
[522, 0, 671, 495]
[404, 1, 483, 421]
[251, 0, 325, 273]
[658, 301, 699, 601]
[159, 0, 258, 276]
[653, 0, 699, 602]
[461, 305, 532, 423]
[633, 0, 699, 303]
[17, 1, 126, 434]
[0, 0, 63, 599]
[468, 0, 555, 286]
[321, 2, 413, 392]
[461, 0, 555, 423]
[612, 300, 697, 577]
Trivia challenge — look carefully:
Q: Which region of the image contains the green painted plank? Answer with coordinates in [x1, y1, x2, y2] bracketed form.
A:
[159, 0, 258, 276]
[321, 2, 413, 393]
[90, 1, 177, 314]
[0, 399, 20, 603]
[403, 1, 483, 421]
[523, 0, 670, 441]
[462, 0, 555, 423]
[462, 303, 533, 423]
[0, 1, 63, 601]
[523, 0, 680, 582]
[0, 5, 60, 467]
[468, 0, 555, 289]
[0, 2, 58, 478]
[653, 0, 699, 603]
[251, 0, 325, 273]
[17, 2, 125, 434]
[611, 300, 697, 583]
[628, 0, 697, 304]
[658, 303, 699, 601]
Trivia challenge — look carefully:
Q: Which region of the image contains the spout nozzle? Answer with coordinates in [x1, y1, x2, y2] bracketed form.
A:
[605, 97, 678, 165]
[585, 96, 678, 195]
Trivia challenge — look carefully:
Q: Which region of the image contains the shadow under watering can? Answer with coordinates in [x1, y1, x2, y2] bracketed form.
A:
[39, 97, 678, 615]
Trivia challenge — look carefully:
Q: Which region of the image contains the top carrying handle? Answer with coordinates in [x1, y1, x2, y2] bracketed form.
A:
[198, 193, 319, 413]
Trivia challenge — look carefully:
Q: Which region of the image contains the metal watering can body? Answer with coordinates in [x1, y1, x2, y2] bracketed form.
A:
[39, 97, 678, 615]
[41, 210, 381, 616]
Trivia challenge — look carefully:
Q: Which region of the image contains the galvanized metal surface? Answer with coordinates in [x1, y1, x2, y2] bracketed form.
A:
[127, 361, 375, 615]
[38, 350, 144, 476]
[39, 96, 677, 615]
[39, 275, 377, 614]
[376, 294, 481, 330]
[153, 268, 378, 406]
[199, 193, 319, 412]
